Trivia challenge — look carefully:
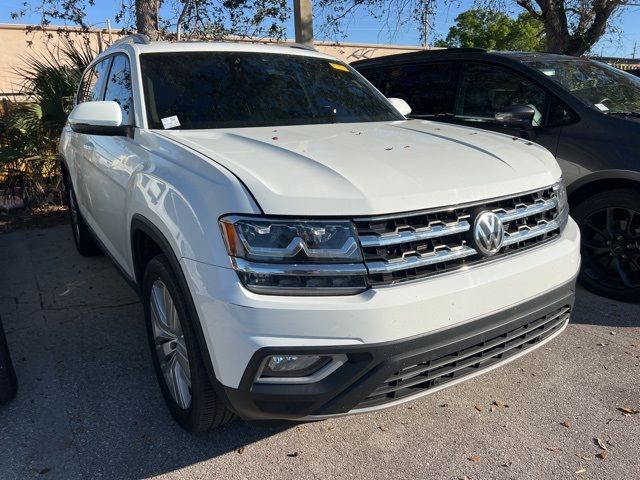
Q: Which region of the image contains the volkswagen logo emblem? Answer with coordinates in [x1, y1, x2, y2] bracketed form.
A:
[472, 211, 504, 257]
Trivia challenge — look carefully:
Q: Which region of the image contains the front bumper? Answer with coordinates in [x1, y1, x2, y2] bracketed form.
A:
[180, 218, 580, 421]
[222, 278, 574, 421]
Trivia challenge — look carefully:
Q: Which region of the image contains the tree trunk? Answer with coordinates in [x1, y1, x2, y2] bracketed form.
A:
[136, 0, 161, 40]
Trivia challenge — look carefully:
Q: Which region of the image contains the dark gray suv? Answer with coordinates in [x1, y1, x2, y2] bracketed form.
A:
[354, 49, 640, 302]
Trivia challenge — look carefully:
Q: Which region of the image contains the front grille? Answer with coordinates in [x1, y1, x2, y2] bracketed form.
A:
[355, 185, 561, 286]
[356, 305, 570, 410]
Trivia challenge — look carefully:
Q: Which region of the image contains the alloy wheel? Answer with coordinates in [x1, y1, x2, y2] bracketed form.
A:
[581, 207, 640, 291]
[149, 280, 192, 409]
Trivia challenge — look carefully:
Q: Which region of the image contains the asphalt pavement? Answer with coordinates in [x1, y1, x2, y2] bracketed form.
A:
[0, 224, 638, 480]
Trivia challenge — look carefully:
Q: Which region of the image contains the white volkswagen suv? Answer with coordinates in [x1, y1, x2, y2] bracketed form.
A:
[59, 35, 581, 431]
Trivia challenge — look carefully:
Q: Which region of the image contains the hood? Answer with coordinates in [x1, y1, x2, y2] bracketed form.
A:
[156, 120, 561, 216]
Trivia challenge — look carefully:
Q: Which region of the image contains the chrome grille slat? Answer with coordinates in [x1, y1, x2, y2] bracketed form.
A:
[359, 220, 471, 248]
[494, 198, 557, 222]
[503, 219, 560, 246]
[366, 245, 477, 274]
[356, 185, 561, 286]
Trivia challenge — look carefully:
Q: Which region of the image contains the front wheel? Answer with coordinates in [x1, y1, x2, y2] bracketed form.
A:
[142, 254, 234, 432]
[573, 188, 640, 302]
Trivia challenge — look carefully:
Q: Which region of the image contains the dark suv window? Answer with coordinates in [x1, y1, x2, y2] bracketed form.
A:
[378, 63, 456, 117]
[456, 63, 547, 126]
[77, 58, 112, 104]
[104, 55, 133, 125]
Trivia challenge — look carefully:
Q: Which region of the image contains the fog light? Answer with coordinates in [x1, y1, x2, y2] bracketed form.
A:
[256, 354, 347, 383]
[261, 355, 331, 377]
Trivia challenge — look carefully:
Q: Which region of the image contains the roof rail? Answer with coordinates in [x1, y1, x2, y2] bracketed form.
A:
[111, 33, 151, 47]
[288, 43, 316, 52]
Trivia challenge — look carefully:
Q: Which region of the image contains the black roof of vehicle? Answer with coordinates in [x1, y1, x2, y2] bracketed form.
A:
[351, 48, 591, 69]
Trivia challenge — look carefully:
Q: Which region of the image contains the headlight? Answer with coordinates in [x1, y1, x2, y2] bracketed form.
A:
[219, 215, 367, 295]
[553, 178, 569, 231]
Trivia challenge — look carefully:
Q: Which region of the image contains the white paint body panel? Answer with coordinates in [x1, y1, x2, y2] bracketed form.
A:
[158, 120, 560, 216]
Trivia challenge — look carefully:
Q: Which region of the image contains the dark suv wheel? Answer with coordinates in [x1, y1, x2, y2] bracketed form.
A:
[0, 316, 18, 404]
[573, 188, 640, 302]
[142, 254, 234, 431]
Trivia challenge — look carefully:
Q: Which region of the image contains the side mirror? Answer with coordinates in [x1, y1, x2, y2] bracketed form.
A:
[68, 101, 132, 137]
[494, 105, 536, 140]
[388, 97, 412, 116]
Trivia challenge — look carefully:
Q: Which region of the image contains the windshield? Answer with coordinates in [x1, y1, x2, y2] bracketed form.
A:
[139, 52, 402, 129]
[525, 59, 640, 115]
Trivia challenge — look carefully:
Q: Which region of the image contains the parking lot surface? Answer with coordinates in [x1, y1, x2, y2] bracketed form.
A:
[0, 225, 638, 480]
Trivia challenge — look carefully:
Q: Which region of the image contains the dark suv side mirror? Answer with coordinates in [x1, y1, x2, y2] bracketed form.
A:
[494, 105, 536, 140]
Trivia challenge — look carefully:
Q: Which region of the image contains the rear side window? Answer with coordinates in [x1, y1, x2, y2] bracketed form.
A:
[77, 58, 112, 104]
[104, 55, 133, 125]
[379, 63, 457, 117]
[456, 63, 547, 126]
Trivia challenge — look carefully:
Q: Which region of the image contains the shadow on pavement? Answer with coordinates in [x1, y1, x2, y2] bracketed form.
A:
[571, 286, 640, 328]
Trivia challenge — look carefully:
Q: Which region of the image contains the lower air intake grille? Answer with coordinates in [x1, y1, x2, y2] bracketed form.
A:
[356, 306, 570, 410]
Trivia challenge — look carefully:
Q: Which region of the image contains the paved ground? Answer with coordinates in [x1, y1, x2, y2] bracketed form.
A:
[0, 225, 638, 480]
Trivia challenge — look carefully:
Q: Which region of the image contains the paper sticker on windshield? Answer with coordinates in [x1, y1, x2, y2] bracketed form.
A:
[329, 62, 349, 72]
[161, 115, 181, 129]
[595, 103, 610, 112]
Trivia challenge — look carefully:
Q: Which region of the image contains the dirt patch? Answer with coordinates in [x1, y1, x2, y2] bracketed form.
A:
[0, 205, 69, 233]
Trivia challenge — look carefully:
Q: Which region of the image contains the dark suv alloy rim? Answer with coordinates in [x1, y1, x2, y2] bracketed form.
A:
[581, 206, 640, 290]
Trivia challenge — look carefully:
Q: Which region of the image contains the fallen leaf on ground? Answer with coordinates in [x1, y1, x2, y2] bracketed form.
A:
[561, 421, 571, 428]
[597, 343, 607, 347]
[575, 454, 591, 461]
[468, 455, 481, 462]
[610, 331, 616, 335]
[500, 461, 512, 467]
[439, 403, 448, 408]
[493, 400, 504, 407]
[618, 407, 639, 414]
[597, 451, 608, 460]
[236, 447, 245, 454]
[287, 452, 299, 458]
[474, 405, 484, 412]
[575, 468, 587, 474]
[378, 426, 387, 431]
[547, 447, 561, 452]
[595, 438, 607, 450]
[490, 406, 496, 412]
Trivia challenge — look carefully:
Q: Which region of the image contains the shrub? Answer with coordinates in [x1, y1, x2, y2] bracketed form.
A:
[0, 40, 96, 209]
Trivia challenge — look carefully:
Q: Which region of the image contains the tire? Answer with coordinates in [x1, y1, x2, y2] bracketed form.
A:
[66, 181, 101, 256]
[0, 317, 18, 404]
[572, 188, 640, 302]
[142, 254, 234, 432]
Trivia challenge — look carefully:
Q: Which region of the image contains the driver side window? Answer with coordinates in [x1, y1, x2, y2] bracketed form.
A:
[455, 63, 547, 126]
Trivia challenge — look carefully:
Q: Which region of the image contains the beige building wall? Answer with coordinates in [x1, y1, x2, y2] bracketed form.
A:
[0, 23, 425, 98]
